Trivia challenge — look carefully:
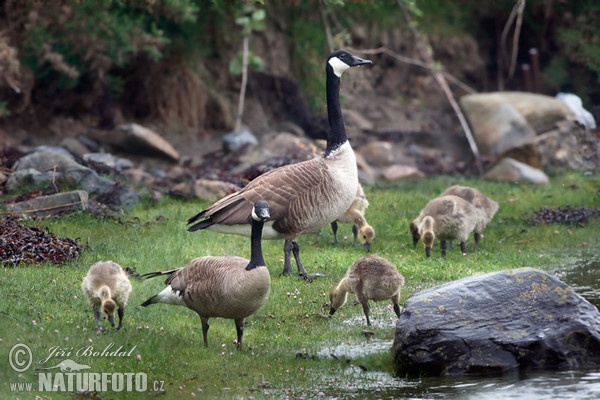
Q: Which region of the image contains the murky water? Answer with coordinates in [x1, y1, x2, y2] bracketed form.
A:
[310, 257, 600, 400]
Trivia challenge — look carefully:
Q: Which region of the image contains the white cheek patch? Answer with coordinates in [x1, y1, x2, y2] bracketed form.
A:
[328, 57, 350, 77]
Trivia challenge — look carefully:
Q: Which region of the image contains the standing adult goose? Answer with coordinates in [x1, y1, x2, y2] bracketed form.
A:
[186, 50, 372, 277]
[141, 201, 271, 350]
[410, 195, 482, 257]
[81, 261, 133, 332]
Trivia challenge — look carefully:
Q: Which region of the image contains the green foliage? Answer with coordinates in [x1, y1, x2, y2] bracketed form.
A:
[0, 102, 10, 118]
[1, 172, 598, 398]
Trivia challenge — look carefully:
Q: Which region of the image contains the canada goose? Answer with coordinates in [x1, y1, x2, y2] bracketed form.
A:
[329, 254, 405, 326]
[331, 183, 375, 251]
[186, 50, 372, 276]
[141, 201, 271, 350]
[438, 185, 498, 246]
[410, 195, 482, 257]
[81, 261, 133, 332]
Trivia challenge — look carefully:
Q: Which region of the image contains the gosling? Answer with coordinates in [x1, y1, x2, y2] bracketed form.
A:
[439, 185, 498, 246]
[141, 201, 271, 350]
[331, 184, 376, 251]
[81, 260, 133, 332]
[329, 254, 405, 326]
[410, 195, 482, 257]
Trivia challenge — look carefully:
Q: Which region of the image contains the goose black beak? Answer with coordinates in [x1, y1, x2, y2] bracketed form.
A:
[108, 316, 115, 327]
[351, 55, 373, 67]
[364, 243, 371, 252]
[425, 247, 431, 258]
[329, 307, 337, 316]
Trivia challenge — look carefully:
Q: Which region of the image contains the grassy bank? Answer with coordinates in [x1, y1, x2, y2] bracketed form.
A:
[1, 172, 599, 399]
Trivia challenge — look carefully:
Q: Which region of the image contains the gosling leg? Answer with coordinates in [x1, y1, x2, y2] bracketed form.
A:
[441, 240, 447, 258]
[116, 308, 124, 331]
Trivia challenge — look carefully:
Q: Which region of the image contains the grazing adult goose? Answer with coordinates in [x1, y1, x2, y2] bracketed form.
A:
[329, 255, 405, 326]
[410, 195, 482, 257]
[81, 261, 133, 332]
[186, 50, 372, 276]
[438, 185, 498, 246]
[141, 201, 271, 350]
[331, 183, 376, 251]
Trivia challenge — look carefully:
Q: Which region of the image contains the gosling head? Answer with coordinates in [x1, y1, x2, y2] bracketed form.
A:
[329, 282, 349, 316]
[421, 216, 435, 257]
[101, 299, 117, 327]
[358, 224, 376, 252]
[327, 50, 373, 77]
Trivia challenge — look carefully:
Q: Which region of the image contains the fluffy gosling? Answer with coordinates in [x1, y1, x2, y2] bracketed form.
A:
[410, 195, 482, 257]
[329, 254, 405, 326]
[81, 261, 133, 332]
[438, 185, 499, 246]
[331, 183, 375, 251]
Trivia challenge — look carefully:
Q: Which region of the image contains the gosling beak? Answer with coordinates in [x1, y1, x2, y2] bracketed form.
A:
[425, 247, 431, 258]
[364, 243, 371, 252]
[329, 307, 337, 316]
[108, 316, 115, 327]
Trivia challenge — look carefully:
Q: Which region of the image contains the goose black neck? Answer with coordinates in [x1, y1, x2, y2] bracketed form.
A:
[324, 67, 346, 157]
[246, 218, 266, 270]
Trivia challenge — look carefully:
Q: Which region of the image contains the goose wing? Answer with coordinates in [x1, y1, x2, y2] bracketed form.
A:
[187, 158, 326, 231]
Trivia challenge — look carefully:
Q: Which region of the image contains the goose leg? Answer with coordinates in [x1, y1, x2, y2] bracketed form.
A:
[352, 224, 358, 247]
[331, 221, 340, 244]
[441, 240, 447, 258]
[291, 241, 308, 277]
[282, 240, 294, 276]
[234, 318, 244, 350]
[116, 308, 124, 331]
[93, 308, 102, 332]
[200, 316, 210, 348]
[361, 301, 372, 326]
[474, 231, 481, 248]
[460, 241, 467, 256]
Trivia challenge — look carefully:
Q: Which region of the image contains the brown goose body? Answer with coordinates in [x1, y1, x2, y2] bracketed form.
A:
[331, 183, 375, 251]
[81, 260, 132, 332]
[187, 50, 372, 277]
[410, 195, 483, 257]
[191, 144, 358, 239]
[142, 201, 272, 350]
[329, 254, 405, 326]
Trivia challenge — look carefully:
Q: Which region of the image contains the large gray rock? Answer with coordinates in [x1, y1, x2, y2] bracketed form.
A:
[88, 123, 180, 161]
[7, 190, 88, 218]
[8, 150, 114, 194]
[393, 268, 600, 376]
[460, 92, 575, 156]
[485, 157, 549, 184]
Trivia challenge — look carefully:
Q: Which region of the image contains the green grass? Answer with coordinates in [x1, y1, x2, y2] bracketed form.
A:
[1, 171, 599, 399]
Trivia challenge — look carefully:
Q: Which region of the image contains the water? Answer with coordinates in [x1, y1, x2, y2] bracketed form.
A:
[310, 257, 600, 399]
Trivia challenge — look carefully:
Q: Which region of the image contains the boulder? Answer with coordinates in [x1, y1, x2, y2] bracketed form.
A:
[393, 268, 600, 377]
[460, 92, 575, 156]
[89, 123, 180, 161]
[7, 190, 88, 218]
[8, 150, 114, 194]
[485, 157, 549, 184]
